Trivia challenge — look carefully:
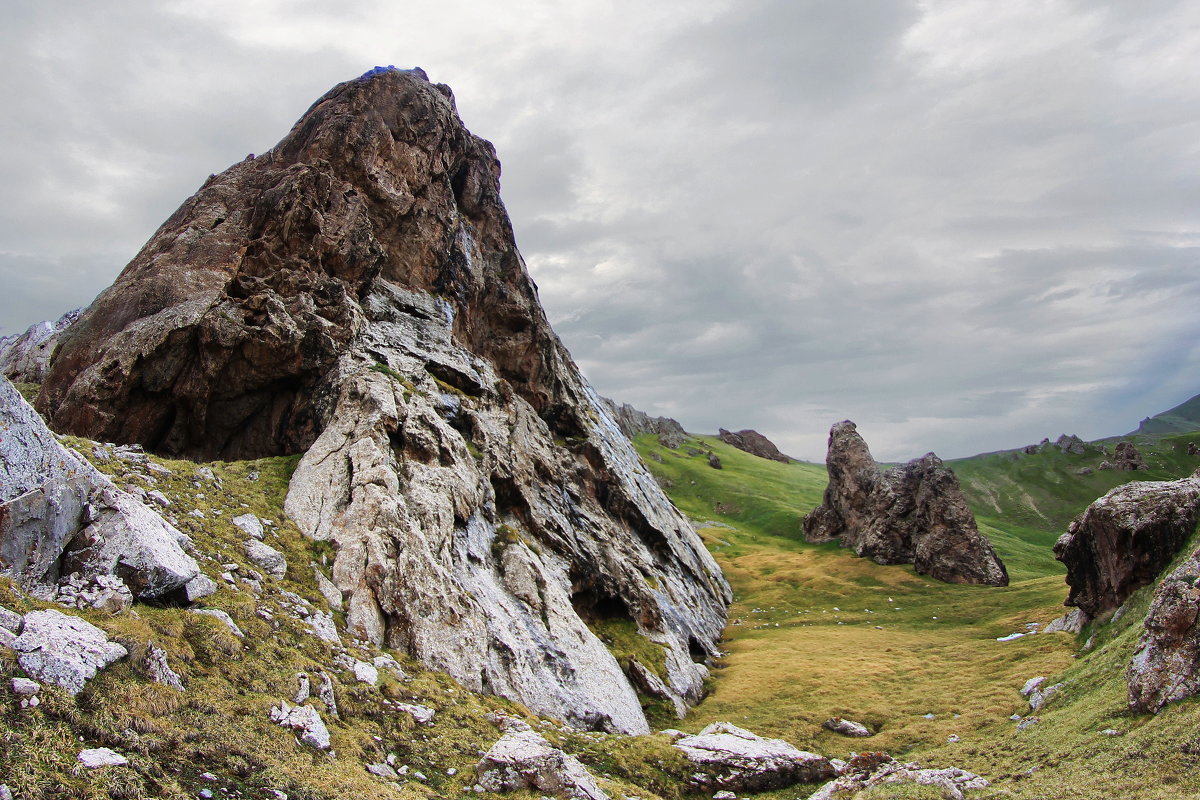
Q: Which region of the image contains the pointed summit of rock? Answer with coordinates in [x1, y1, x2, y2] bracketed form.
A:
[37, 68, 730, 733]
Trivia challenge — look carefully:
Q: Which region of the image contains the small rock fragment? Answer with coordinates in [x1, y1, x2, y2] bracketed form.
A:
[78, 747, 129, 768]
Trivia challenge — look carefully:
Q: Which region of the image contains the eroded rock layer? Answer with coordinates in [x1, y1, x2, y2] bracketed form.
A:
[803, 420, 1008, 586]
[1054, 473, 1200, 619]
[36, 67, 730, 733]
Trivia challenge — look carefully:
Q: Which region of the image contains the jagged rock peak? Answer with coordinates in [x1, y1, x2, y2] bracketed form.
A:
[601, 397, 687, 448]
[1054, 472, 1200, 620]
[717, 429, 791, 463]
[802, 420, 1008, 586]
[0, 308, 82, 383]
[34, 69, 730, 734]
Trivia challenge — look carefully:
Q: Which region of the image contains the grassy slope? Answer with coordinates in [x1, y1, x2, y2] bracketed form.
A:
[0, 442, 696, 800]
[636, 432, 1200, 799]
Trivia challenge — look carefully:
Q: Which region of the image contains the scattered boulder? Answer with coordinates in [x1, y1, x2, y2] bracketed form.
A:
[0, 308, 82, 383]
[707, 453, 723, 470]
[802, 421, 1008, 586]
[244, 539, 287, 580]
[183, 573, 219, 603]
[144, 642, 184, 690]
[1111, 442, 1148, 470]
[672, 722, 836, 792]
[270, 701, 331, 750]
[353, 660, 379, 686]
[1189, 442, 1200, 457]
[476, 727, 608, 800]
[1028, 682, 1064, 711]
[1128, 546, 1200, 712]
[1042, 609, 1088, 634]
[11, 609, 128, 694]
[1054, 434, 1087, 455]
[0, 376, 198, 601]
[718, 428, 791, 462]
[232, 513, 264, 540]
[77, 747, 129, 769]
[823, 717, 871, 737]
[1054, 472, 1200, 619]
[1020, 677, 1046, 697]
[806, 753, 988, 800]
[312, 564, 342, 611]
[395, 702, 436, 725]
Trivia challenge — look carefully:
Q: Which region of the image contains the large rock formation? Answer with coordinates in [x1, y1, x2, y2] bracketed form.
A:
[1128, 546, 1200, 713]
[34, 67, 730, 733]
[601, 398, 687, 449]
[0, 309, 81, 383]
[802, 421, 1008, 586]
[0, 376, 199, 601]
[1098, 441, 1148, 471]
[1054, 473, 1200, 620]
[717, 428, 791, 463]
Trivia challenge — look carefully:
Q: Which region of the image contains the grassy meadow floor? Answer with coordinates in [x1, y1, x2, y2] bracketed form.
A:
[637, 433, 1200, 799]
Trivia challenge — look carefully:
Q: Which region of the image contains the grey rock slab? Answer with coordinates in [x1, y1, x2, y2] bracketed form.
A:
[353, 660, 379, 685]
[476, 728, 608, 800]
[674, 722, 836, 792]
[78, 747, 129, 768]
[1020, 676, 1047, 697]
[232, 513, 264, 539]
[244, 539, 286, 579]
[312, 564, 343, 611]
[0, 377, 198, 600]
[0, 605, 21, 633]
[306, 610, 339, 644]
[145, 642, 184, 690]
[270, 701, 331, 750]
[395, 702, 435, 724]
[12, 609, 127, 694]
[822, 717, 871, 737]
[183, 573, 219, 602]
[11, 677, 39, 696]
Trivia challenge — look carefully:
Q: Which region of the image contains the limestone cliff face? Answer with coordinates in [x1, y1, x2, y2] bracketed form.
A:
[803, 421, 1008, 586]
[37, 67, 730, 733]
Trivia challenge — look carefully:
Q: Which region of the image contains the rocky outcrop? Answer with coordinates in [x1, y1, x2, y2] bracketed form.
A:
[0, 308, 81, 383]
[1053, 473, 1200, 620]
[672, 722, 836, 792]
[11, 609, 128, 694]
[476, 718, 608, 800]
[717, 429, 791, 462]
[35, 68, 729, 733]
[1128, 546, 1200, 712]
[0, 377, 199, 601]
[806, 754, 989, 800]
[1098, 441, 1148, 471]
[802, 421, 1008, 586]
[601, 398, 687, 449]
[1054, 434, 1086, 455]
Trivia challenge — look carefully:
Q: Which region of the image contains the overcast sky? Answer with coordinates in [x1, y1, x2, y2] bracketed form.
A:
[3, 1, 1199, 461]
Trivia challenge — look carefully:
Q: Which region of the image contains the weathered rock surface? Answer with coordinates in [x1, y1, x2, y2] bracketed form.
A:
[1128, 546, 1200, 712]
[1054, 434, 1087, 455]
[77, 747, 129, 769]
[1106, 441, 1148, 471]
[476, 724, 608, 800]
[673, 722, 836, 792]
[0, 309, 82, 383]
[270, 701, 331, 750]
[717, 428, 791, 463]
[806, 753, 988, 800]
[35, 68, 729, 734]
[244, 539, 287, 579]
[601, 398, 687, 449]
[823, 717, 871, 737]
[802, 421, 1008, 586]
[0, 377, 198, 600]
[1053, 473, 1200, 619]
[11, 609, 128, 694]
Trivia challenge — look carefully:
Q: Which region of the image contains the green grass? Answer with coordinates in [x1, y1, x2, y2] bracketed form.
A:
[634, 427, 1200, 799]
